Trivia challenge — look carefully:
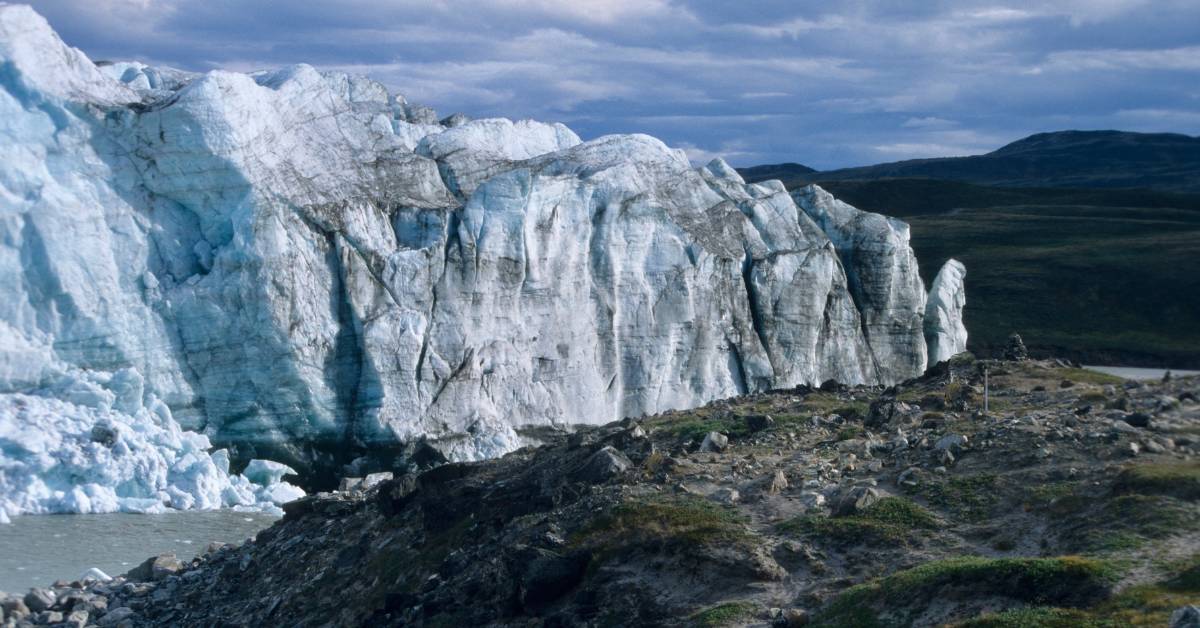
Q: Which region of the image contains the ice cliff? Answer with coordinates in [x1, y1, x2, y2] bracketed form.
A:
[0, 5, 966, 516]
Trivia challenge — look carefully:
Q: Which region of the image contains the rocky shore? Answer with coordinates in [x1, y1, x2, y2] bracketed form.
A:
[3, 356, 1200, 627]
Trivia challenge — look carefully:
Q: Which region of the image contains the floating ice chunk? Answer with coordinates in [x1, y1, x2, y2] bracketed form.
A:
[80, 567, 112, 582]
[242, 460, 298, 487]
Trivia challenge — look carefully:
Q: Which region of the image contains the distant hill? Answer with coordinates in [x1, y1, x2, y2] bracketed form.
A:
[736, 161, 815, 183]
[741, 130, 1200, 193]
[736, 130, 1200, 367]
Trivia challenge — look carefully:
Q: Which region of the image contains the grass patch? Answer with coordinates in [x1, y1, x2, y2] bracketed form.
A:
[779, 497, 938, 546]
[814, 556, 1119, 627]
[921, 474, 1000, 522]
[1050, 368, 1124, 386]
[962, 557, 1200, 627]
[836, 425, 863, 441]
[1055, 494, 1198, 553]
[690, 601, 758, 627]
[574, 495, 752, 556]
[1114, 461, 1200, 500]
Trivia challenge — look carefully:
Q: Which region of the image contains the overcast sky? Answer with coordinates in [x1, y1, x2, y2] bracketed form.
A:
[26, 0, 1200, 168]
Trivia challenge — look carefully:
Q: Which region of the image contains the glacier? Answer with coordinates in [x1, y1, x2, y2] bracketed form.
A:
[0, 4, 966, 517]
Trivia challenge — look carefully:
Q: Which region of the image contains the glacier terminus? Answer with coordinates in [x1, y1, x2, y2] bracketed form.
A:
[0, 4, 966, 520]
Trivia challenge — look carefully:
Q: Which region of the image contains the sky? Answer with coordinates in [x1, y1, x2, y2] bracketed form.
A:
[25, 0, 1200, 169]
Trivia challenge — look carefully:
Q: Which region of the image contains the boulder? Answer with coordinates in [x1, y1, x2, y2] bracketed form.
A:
[833, 486, 880, 516]
[124, 553, 183, 582]
[745, 414, 775, 432]
[576, 446, 631, 483]
[23, 588, 55, 613]
[700, 432, 729, 453]
[1172, 606, 1200, 628]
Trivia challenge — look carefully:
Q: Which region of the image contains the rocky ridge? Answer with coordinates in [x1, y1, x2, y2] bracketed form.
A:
[4, 358, 1197, 627]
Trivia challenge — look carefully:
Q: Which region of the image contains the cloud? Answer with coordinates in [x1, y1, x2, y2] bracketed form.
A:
[21, 0, 1200, 168]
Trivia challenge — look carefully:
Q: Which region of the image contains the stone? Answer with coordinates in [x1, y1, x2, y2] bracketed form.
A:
[2, 598, 29, 619]
[1171, 606, 1200, 628]
[700, 432, 730, 453]
[65, 610, 89, 628]
[755, 470, 789, 496]
[745, 414, 775, 432]
[778, 608, 810, 627]
[124, 553, 183, 582]
[361, 472, 394, 491]
[833, 486, 880, 516]
[934, 434, 968, 454]
[513, 547, 587, 611]
[97, 607, 136, 627]
[712, 488, 740, 504]
[576, 446, 631, 483]
[1122, 412, 1152, 428]
[37, 610, 63, 624]
[1003, 333, 1029, 361]
[22, 589, 55, 613]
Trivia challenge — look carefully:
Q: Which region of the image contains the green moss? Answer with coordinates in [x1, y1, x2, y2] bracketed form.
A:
[956, 607, 1110, 628]
[1114, 461, 1200, 500]
[814, 556, 1118, 627]
[575, 495, 752, 555]
[920, 474, 1000, 522]
[690, 601, 758, 627]
[836, 425, 863, 441]
[955, 556, 1200, 628]
[779, 497, 938, 546]
[1052, 493, 1198, 553]
[956, 607, 1115, 627]
[1024, 481, 1080, 509]
[1051, 368, 1124, 385]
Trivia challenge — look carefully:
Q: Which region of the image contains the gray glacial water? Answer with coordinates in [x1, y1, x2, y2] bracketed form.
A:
[1084, 365, 1200, 381]
[0, 511, 277, 593]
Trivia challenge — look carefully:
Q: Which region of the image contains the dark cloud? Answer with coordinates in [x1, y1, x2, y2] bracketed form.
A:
[26, 0, 1200, 168]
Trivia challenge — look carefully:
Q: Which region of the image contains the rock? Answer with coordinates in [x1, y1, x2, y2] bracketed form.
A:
[23, 588, 55, 613]
[1060, 379, 1075, 389]
[1, 598, 29, 620]
[124, 553, 183, 582]
[1122, 412, 1152, 428]
[576, 446, 631, 483]
[712, 488, 741, 504]
[833, 486, 879, 516]
[755, 470, 789, 496]
[1003, 333, 1029, 361]
[700, 432, 729, 453]
[513, 547, 588, 610]
[924, 259, 967, 365]
[777, 608, 810, 627]
[338, 477, 364, 492]
[97, 606, 136, 627]
[89, 422, 118, 447]
[403, 439, 449, 471]
[745, 414, 775, 432]
[1171, 605, 1200, 628]
[1127, 442, 1141, 456]
[65, 610, 89, 628]
[934, 434, 968, 453]
[361, 472, 393, 491]
[37, 610, 63, 624]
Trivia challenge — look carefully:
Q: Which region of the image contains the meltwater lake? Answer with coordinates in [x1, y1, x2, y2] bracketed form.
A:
[0, 510, 277, 593]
